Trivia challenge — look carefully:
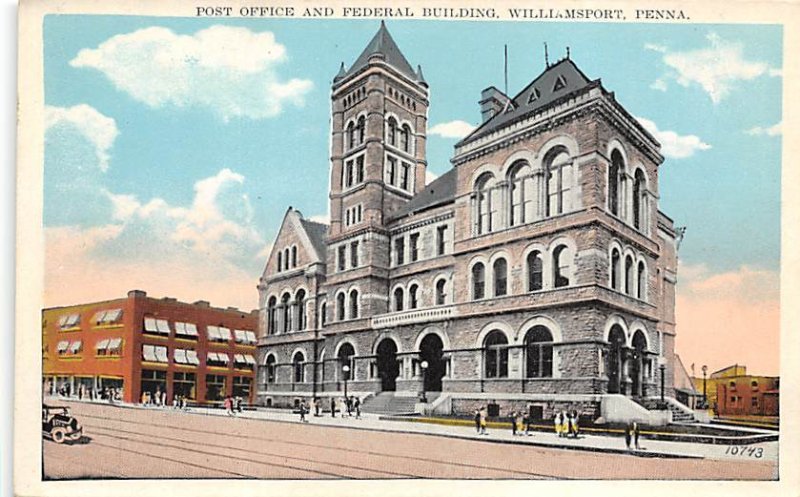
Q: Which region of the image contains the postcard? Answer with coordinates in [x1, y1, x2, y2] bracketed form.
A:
[15, 0, 800, 495]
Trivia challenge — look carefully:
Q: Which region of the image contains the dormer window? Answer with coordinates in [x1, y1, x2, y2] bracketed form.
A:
[553, 75, 567, 92]
[527, 88, 541, 103]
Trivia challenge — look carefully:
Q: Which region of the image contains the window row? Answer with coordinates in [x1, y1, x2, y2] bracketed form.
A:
[55, 338, 123, 357]
[143, 318, 256, 344]
[387, 86, 418, 111]
[391, 277, 451, 312]
[276, 245, 298, 272]
[392, 223, 450, 267]
[386, 117, 414, 154]
[334, 289, 360, 321]
[607, 147, 651, 233]
[336, 240, 361, 272]
[342, 85, 366, 109]
[608, 243, 648, 301]
[344, 204, 363, 227]
[342, 155, 365, 189]
[58, 308, 124, 330]
[473, 148, 576, 236]
[470, 243, 576, 300]
[483, 326, 555, 379]
[266, 289, 309, 334]
[141, 344, 255, 369]
[385, 154, 414, 191]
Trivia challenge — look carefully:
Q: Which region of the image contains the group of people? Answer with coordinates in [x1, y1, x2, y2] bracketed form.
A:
[223, 395, 245, 415]
[48, 381, 122, 404]
[473, 407, 489, 435]
[508, 410, 533, 436]
[141, 388, 168, 407]
[295, 396, 362, 422]
[553, 409, 580, 438]
[624, 420, 642, 450]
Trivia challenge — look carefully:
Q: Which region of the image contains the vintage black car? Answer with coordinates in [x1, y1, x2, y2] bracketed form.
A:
[42, 405, 83, 443]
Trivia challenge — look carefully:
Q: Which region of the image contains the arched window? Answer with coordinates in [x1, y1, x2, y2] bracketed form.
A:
[435, 279, 447, 305]
[347, 121, 355, 150]
[349, 289, 359, 319]
[387, 117, 398, 146]
[474, 173, 497, 235]
[409, 284, 419, 309]
[609, 149, 624, 216]
[637, 261, 646, 300]
[493, 258, 508, 297]
[295, 289, 306, 330]
[544, 147, 573, 216]
[291, 246, 297, 268]
[508, 160, 534, 226]
[320, 302, 327, 327]
[525, 326, 553, 378]
[357, 116, 366, 145]
[625, 255, 634, 295]
[553, 245, 572, 288]
[277, 252, 282, 272]
[336, 292, 346, 321]
[293, 351, 305, 383]
[265, 354, 276, 383]
[281, 292, 291, 332]
[472, 263, 486, 299]
[284, 248, 290, 269]
[267, 296, 277, 335]
[400, 124, 411, 153]
[611, 248, 621, 291]
[337, 343, 355, 380]
[393, 287, 404, 312]
[484, 330, 508, 378]
[527, 251, 543, 292]
[633, 169, 646, 230]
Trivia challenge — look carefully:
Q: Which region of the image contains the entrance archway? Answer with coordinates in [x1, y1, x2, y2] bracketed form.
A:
[608, 325, 626, 394]
[631, 331, 647, 397]
[376, 338, 399, 391]
[337, 342, 355, 384]
[419, 333, 445, 392]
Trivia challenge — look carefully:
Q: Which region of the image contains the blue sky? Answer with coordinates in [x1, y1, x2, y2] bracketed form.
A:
[43, 16, 782, 307]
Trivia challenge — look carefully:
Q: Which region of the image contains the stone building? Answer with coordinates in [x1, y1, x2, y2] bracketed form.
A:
[256, 22, 681, 422]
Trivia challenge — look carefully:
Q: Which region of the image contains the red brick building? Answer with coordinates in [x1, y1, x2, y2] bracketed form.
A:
[43, 290, 258, 405]
[713, 368, 779, 417]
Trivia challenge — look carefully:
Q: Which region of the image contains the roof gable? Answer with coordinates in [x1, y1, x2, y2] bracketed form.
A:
[342, 21, 416, 81]
[261, 209, 329, 279]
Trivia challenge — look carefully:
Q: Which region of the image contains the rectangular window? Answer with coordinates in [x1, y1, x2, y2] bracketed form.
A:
[174, 348, 189, 365]
[205, 374, 227, 402]
[173, 372, 196, 400]
[234, 354, 255, 370]
[345, 159, 353, 187]
[350, 241, 359, 267]
[174, 322, 198, 339]
[386, 156, 397, 185]
[436, 225, 447, 255]
[338, 245, 346, 271]
[142, 344, 168, 363]
[206, 325, 230, 342]
[96, 338, 123, 356]
[234, 329, 256, 345]
[395, 237, 405, 265]
[409, 233, 419, 262]
[144, 317, 170, 336]
[58, 313, 81, 329]
[356, 156, 364, 184]
[401, 162, 411, 190]
[233, 376, 252, 399]
[92, 309, 123, 325]
[751, 396, 759, 409]
[206, 351, 230, 368]
[357, 204, 362, 222]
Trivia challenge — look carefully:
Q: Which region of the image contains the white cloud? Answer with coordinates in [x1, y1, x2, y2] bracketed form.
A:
[636, 116, 711, 159]
[308, 213, 330, 225]
[650, 78, 668, 92]
[647, 33, 781, 104]
[45, 104, 118, 172]
[644, 43, 668, 53]
[70, 25, 313, 121]
[428, 120, 476, 139]
[425, 170, 439, 185]
[745, 121, 782, 137]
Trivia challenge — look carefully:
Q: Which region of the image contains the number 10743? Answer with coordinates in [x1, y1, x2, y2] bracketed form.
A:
[725, 446, 764, 458]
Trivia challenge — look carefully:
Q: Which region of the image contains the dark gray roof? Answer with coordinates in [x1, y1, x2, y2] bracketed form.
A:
[459, 58, 596, 145]
[343, 21, 416, 81]
[299, 218, 329, 261]
[391, 168, 457, 220]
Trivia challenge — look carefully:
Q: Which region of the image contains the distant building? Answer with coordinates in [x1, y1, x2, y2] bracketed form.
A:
[42, 290, 258, 405]
[692, 365, 779, 416]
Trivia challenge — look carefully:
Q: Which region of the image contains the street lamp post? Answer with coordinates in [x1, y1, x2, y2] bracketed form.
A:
[657, 356, 667, 409]
[420, 360, 429, 403]
[342, 364, 350, 409]
[701, 365, 708, 409]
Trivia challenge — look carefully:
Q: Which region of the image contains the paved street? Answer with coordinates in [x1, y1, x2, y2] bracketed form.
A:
[44, 400, 778, 480]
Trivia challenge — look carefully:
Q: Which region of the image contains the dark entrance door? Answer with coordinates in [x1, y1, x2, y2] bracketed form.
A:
[419, 334, 445, 392]
[376, 339, 399, 391]
[608, 325, 626, 394]
[631, 331, 647, 397]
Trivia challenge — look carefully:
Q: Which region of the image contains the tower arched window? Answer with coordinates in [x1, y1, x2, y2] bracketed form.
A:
[291, 246, 297, 268]
[493, 258, 508, 297]
[265, 354, 276, 383]
[349, 289, 359, 319]
[527, 251, 543, 292]
[508, 160, 534, 226]
[400, 124, 411, 153]
[281, 292, 291, 333]
[284, 248, 290, 269]
[393, 287, 404, 312]
[544, 147, 573, 217]
[474, 173, 497, 235]
[357, 116, 366, 145]
[435, 279, 447, 305]
[553, 245, 572, 288]
[625, 255, 634, 295]
[347, 121, 356, 150]
[295, 289, 306, 330]
[336, 292, 346, 321]
[387, 117, 398, 147]
[525, 326, 553, 378]
[637, 261, 646, 300]
[320, 301, 327, 327]
[277, 252, 282, 272]
[611, 248, 621, 291]
[633, 168, 646, 231]
[484, 330, 508, 378]
[293, 351, 305, 383]
[409, 284, 419, 309]
[609, 149, 624, 216]
[472, 263, 486, 299]
[267, 296, 277, 335]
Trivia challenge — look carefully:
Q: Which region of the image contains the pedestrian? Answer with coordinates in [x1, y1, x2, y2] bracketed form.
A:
[515, 411, 524, 436]
[346, 396, 352, 417]
[315, 398, 321, 417]
[633, 421, 641, 450]
[474, 409, 481, 434]
[354, 397, 361, 419]
[330, 397, 336, 417]
[180, 396, 187, 410]
[510, 410, 517, 436]
[479, 407, 488, 435]
[161, 391, 167, 408]
[299, 401, 307, 423]
[524, 410, 533, 436]
[154, 388, 162, 407]
[224, 395, 234, 416]
[624, 421, 632, 449]
[570, 409, 579, 438]
[554, 412, 562, 437]
[561, 411, 569, 437]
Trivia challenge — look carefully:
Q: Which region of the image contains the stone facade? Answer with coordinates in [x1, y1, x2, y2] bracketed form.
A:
[255, 23, 679, 417]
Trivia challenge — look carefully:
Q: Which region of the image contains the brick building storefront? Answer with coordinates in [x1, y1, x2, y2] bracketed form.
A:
[693, 365, 779, 416]
[256, 23, 680, 420]
[43, 290, 258, 405]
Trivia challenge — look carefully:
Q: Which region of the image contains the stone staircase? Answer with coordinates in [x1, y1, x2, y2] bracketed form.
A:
[639, 397, 697, 423]
[361, 392, 419, 415]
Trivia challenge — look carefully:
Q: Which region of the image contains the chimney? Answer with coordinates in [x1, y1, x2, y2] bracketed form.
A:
[128, 290, 147, 299]
[479, 86, 511, 123]
[193, 300, 210, 308]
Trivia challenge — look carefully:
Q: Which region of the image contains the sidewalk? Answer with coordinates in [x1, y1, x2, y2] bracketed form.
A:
[59, 396, 775, 462]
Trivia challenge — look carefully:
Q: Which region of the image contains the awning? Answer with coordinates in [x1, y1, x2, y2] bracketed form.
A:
[154, 346, 169, 363]
[104, 309, 122, 322]
[57, 340, 69, 352]
[174, 349, 188, 364]
[186, 349, 199, 365]
[245, 331, 257, 344]
[207, 325, 222, 340]
[142, 344, 157, 362]
[206, 351, 218, 362]
[95, 339, 110, 350]
[107, 338, 122, 349]
[234, 354, 246, 364]
[218, 327, 232, 340]
[244, 354, 256, 365]
[176, 322, 198, 337]
[144, 317, 158, 332]
[69, 340, 82, 353]
[216, 352, 229, 363]
[156, 319, 171, 334]
[234, 329, 247, 342]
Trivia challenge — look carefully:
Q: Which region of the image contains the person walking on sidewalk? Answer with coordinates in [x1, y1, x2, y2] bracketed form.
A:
[633, 421, 641, 450]
[474, 409, 481, 434]
[524, 410, 533, 436]
[624, 421, 633, 449]
[510, 411, 517, 436]
[515, 411, 524, 436]
[479, 407, 488, 435]
[570, 409, 580, 438]
[299, 401, 308, 423]
[560, 411, 569, 437]
[354, 397, 361, 419]
[554, 412, 562, 437]
[330, 397, 336, 417]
